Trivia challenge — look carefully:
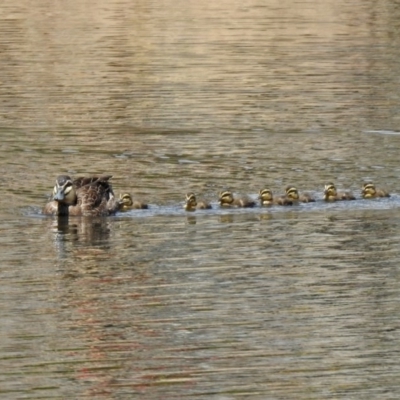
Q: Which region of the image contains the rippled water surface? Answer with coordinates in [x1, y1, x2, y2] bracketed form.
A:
[2, 0, 400, 398]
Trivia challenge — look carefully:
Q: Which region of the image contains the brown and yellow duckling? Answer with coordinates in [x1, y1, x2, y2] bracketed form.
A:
[361, 182, 390, 199]
[285, 186, 315, 203]
[43, 175, 121, 216]
[119, 193, 148, 210]
[219, 190, 256, 208]
[184, 192, 212, 211]
[323, 183, 355, 202]
[259, 188, 293, 206]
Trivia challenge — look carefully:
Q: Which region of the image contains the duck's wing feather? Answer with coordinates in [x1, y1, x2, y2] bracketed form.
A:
[75, 176, 117, 215]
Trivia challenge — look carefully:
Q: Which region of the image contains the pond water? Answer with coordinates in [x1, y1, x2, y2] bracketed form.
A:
[1, 0, 400, 398]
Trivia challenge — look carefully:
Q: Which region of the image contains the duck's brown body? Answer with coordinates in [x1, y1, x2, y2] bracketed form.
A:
[299, 193, 315, 203]
[323, 183, 355, 202]
[43, 175, 121, 217]
[219, 191, 256, 208]
[184, 193, 212, 211]
[361, 183, 390, 199]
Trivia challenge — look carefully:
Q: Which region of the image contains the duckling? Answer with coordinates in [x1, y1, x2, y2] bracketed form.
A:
[259, 188, 274, 206]
[259, 188, 293, 206]
[119, 193, 148, 210]
[219, 190, 256, 208]
[361, 182, 390, 199]
[324, 183, 355, 202]
[43, 175, 121, 217]
[184, 192, 212, 211]
[285, 186, 315, 203]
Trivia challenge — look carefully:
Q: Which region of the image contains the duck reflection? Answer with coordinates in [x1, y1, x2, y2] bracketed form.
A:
[185, 215, 197, 225]
[218, 213, 260, 224]
[50, 216, 112, 259]
[258, 212, 273, 221]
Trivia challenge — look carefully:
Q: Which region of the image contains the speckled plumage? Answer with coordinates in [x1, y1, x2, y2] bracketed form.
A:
[43, 175, 122, 216]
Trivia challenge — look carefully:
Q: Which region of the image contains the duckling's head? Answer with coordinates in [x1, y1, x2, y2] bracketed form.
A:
[259, 188, 273, 202]
[362, 182, 376, 198]
[119, 193, 133, 210]
[218, 190, 234, 206]
[324, 183, 337, 197]
[184, 192, 197, 211]
[285, 186, 299, 201]
[53, 175, 76, 205]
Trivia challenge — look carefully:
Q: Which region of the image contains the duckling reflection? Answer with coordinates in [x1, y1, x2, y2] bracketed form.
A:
[219, 214, 235, 224]
[185, 215, 197, 225]
[258, 212, 273, 221]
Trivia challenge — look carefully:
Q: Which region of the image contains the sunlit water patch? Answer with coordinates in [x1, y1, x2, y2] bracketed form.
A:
[364, 130, 400, 135]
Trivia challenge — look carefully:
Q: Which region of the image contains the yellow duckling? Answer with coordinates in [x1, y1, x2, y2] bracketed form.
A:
[259, 188, 293, 206]
[285, 186, 315, 203]
[324, 183, 355, 202]
[219, 190, 256, 208]
[119, 193, 148, 210]
[184, 192, 212, 211]
[361, 182, 390, 198]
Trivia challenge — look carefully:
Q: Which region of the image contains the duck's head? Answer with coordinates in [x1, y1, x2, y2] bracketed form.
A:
[259, 188, 273, 202]
[184, 192, 197, 211]
[218, 190, 234, 206]
[362, 182, 376, 198]
[285, 186, 299, 201]
[119, 193, 133, 210]
[324, 183, 337, 197]
[53, 175, 76, 205]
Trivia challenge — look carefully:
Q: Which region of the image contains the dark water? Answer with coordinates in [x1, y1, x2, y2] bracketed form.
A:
[2, 0, 400, 398]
